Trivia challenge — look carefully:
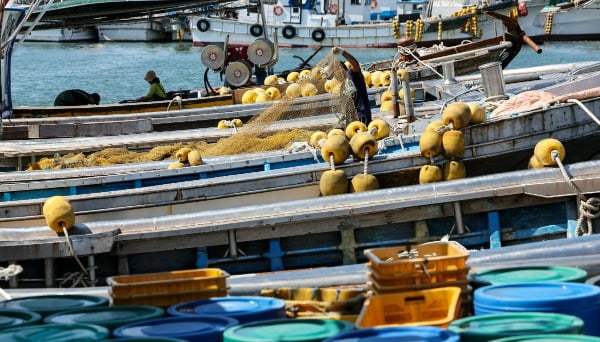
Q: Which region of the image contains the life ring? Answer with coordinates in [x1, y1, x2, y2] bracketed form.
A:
[273, 5, 284, 16]
[282, 25, 296, 39]
[370, 0, 377, 9]
[197, 19, 210, 32]
[328, 3, 338, 14]
[250, 24, 263, 37]
[312, 28, 325, 42]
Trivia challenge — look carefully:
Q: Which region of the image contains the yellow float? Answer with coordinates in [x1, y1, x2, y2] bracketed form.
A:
[367, 119, 390, 140]
[301, 83, 318, 97]
[43, 196, 75, 232]
[264, 75, 279, 86]
[287, 71, 300, 82]
[419, 131, 443, 158]
[350, 173, 379, 192]
[425, 120, 445, 132]
[175, 147, 192, 163]
[328, 128, 346, 138]
[345, 121, 368, 140]
[380, 70, 392, 86]
[442, 130, 465, 159]
[218, 87, 231, 95]
[442, 102, 472, 129]
[371, 71, 382, 87]
[255, 92, 272, 103]
[533, 138, 565, 166]
[188, 150, 203, 166]
[232, 118, 243, 127]
[443, 160, 466, 180]
[242, 90, 258, 104]
[309, 131, 328, 148]
[265, 87, 281, 100]
[350, 132, 378, 160]
[467, 102, 486, 124]
[362, 71, 372, 87]
[321, 135, 351, 165]
[419, 165, 442, 184]
[397, 68, 409, 81]
[320, 170, 348, 196]
[286, 83, 302, 98]
[528, 155, 545, 169]
[168, 162, 185, 169]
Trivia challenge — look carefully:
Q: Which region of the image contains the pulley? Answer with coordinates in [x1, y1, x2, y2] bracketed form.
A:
[225, 60, 253, 87]
[247, 38, 275, 66]
[201, 44, 226, 70]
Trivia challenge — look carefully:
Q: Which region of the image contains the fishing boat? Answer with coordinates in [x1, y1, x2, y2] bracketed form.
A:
[188, 0, 517, 48]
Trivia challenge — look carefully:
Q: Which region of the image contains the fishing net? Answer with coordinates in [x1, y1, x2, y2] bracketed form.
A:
[27, 51, 358, 170]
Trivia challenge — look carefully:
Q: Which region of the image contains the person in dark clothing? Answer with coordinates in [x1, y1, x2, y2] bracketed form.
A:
[54, 89, 100, 106]
[331, 46, 372, 125]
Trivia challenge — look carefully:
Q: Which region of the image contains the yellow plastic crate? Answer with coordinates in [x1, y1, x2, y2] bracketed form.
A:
[111, 287, 229, 308]
[356, 286, 462, 328]
[368, 278, 471, 295]
[367, 264, 470, 287]
[364, 241, 469, 277]
[107, 268, 229, 298]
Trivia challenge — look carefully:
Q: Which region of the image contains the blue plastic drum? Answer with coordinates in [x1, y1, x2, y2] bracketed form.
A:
[474, 282, 600, 336]
[323, 326, 460, 341]
[0, 295, 108, 317]
[0, 309, 41, 330]
[168, 296, 286, 324]
[113, 315, 238, 342]
[102, 338, 188, 342]
[0, 323, 109, 341]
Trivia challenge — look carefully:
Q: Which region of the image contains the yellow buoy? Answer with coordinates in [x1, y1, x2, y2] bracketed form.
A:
[287, 71, 300, 82]
[217, 120, 230, 129]
[253, 87, 267, 95]
[232, 118, 243, 127]
[311, 67, 323, 80]
[255, 92, 272, 103]
[443, 160, 466, 180]
[321, 135, 351, 165]
[467, 102, 486, 125]
[309, 131, 328, 148]
[380, 70, 392, 86]
[324, 79, 341, 94]
[344, 61, 352, 70]
[319, 169, 348, 196]
[242, 90, 258, 104]
[350, 132, 378, 160]
[286, 83, 302, 98]
[368, 119, 391, 140]
[301, 83, 318, 97]
[533, 138, 565, 166]
[419, 131, 443, 158]
[264, 75, 279, 86]
[188, 150, 203, 166]
[350, 173, 379, 192]
[442, 130, 465, 159]
[380, 100, 394, 112]
[265, 87, 282, 100]
[218, 87, 231, 95]
[381, 90, 393, 102]
[168, 162, 185, 169]
[300, 69, 312, 78]
[528, 155, 545, 169]
[42, 196, 75, 232]
[362, 71, 372, 87]
[425, 120, 445, 133]
[328, 128, 346, 138]
[371, 71, 382, 87]
[345, 121, 368, 140]
[442, 102, 472, 129]
[397, 68, 409, 81]
[398, 88, 416, 101]
[419, 165, 442, 184]
[175, 147, 192, 163]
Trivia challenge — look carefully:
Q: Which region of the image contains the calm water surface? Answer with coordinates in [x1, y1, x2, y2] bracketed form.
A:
[10, 41, 600, 107]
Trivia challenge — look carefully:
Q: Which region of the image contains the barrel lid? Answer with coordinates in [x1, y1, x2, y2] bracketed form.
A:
[490, 334, 600, 342]
[0, 323, 109, 341]
[168, 296, 285, 323]
[449, 312, 584, 337]
[323, 326, 460, 342]
[113, 315, 238, 341]
[0, 295, 108, 316]
[44, 305, 164, 330]
[0, 309, 41, 330]
[474, 282, 600, 309]
[223, 318, 355, 342]
[471, 267, 588, 286]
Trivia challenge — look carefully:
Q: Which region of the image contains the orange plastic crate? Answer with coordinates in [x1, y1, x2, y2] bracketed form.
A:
[364, 241, 469, 277]
[107, 268, 229, 298]
[367, 278, 471, 295]
[356, 287, 462, 328]
[366, 264, 470, 287]
[111, 287, 228, 307]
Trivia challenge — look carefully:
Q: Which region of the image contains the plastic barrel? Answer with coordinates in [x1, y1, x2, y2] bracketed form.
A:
[0, 309, 42, 330]
[323, 326, 460, 341]
[470, 266, 587, 289]
[102, 338, 188, 342]
[0, 323, 109, 341]
[490, 334, 600, 342]
[0, 295, 108, 317]
[167, 296, 286, 324]
[223, 318, 355, 342]
[474, 282, 600, 336]
[449, 312, 584, 342]
[113, 315, 238, 342]
[44, 305, 164, 330]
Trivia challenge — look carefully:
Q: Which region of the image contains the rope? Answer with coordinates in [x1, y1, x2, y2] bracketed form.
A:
[0, 264, 23, 281]
[566, 99, 600, 126]
[166, 95, 183, 111]
[552, 150, 600, 236]
[286, 142, 319, 161]
[434, 124, 451, 135]
[329, 154, 335, 171]
[398, 46, 444, 79]
[62, 224, 90, 281]
[363, 151, 369, 175]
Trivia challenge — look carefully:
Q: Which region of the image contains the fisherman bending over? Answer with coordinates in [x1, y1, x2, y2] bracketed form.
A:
[331, 46, 372, 125]
[54, 89, 100, 106]
[137, 70, 168, 102]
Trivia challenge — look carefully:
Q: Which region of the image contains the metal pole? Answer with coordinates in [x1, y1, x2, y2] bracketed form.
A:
[228, 230, 238, 258]
[402, 79, 415, 122]
[44, 258, 55, 288]
[453, 201, 465, 234]
[390, 68, 400, 118]
[87, 255, 96, 286]
[8, 261, 17, 288]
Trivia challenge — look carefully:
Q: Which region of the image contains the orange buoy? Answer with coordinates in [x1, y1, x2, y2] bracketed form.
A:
[42, 196, 75, 232]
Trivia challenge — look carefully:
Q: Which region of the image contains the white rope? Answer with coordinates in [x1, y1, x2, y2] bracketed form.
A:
[363, 151, 369, 175]
[329, 154, 335, 171]
[0, 264, 23, 281]
[166, 95, 183, 111]
[398, 46, 444, 79]
[286, 142, 319, 162]
[434, 124, 452, 135]
[567, 99, 600, 127]
[61, 224, 90, 287]
[552, 150, 600, 236]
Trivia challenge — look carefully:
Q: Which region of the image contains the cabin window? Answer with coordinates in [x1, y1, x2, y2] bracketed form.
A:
[351, 0, 361, 5]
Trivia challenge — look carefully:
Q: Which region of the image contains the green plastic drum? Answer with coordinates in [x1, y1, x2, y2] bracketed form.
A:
[449, 312, 585, 342]
[471, 266, 588, 289]
[44, 305, 164, 330]
[490, 334, 600, 342]
[0, 295, 109, 317]
[0, 323, 109, 341]
[0, 309, 41, 330]
[223, 318, 355, 342]
[102, 338, 187, 342]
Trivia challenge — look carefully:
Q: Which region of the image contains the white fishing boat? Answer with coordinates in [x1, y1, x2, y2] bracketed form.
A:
[96, 19, 171, 42]
[19, 26, 97, 42]
[188, 0, 517, 48]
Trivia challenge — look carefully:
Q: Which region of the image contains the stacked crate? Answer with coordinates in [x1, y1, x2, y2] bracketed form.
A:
[364, 241, 471, 318]
[107, 268, 229, 308]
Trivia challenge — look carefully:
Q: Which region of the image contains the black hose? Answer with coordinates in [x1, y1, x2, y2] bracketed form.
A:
[204, 68, 217, 96]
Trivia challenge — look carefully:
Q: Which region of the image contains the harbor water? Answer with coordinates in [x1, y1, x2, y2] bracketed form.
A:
[10, 41, 600, 107]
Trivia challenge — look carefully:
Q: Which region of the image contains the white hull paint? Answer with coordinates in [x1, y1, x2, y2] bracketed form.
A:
[19, 27, 97, 42]
[518, 0, 600, 40]
[97, 21, 170, 42]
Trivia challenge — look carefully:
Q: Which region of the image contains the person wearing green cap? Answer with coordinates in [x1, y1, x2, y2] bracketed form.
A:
[136, 70, 167, 102]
